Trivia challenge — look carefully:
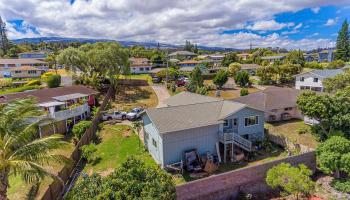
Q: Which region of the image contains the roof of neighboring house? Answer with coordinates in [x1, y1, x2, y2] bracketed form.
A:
[129, 57, 151, 67]
[149, 68, 164, 73]
[241, 64, 261, 70]
[0, 85, 98, 104]
[208, 54, 225, 58]
[9, 66, 45, 71]
[18, 51, 47, 55]
[261, 55, 286, 60]
[237, 53, 251, 56]
[165, 91, 220, 106]
[178, 60, 200, 65]
[146, 99, 249, 134]
[168, 51, 197, 57]
[296, 69, 344, 78]
[0, 58, 47, 65]
[232, 86, 302, 111]
[179, 67, 196, 72]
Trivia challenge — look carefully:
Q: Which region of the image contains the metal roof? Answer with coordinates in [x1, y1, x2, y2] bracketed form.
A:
[53, 93, 88, 101]
[38, 101, 65, 108]
[165, 91, 220, 106]
[311, 69, 344, 78]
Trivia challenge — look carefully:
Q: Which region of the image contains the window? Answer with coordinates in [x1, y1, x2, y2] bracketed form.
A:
[245, 116, 259, 126]
[300, 77, 304, 82]
[233, 118, 238, 126]
[145, 67, 150, 71]
[284, 107, 293, 111]
[140, 68, 144, 71]
[14, 71, 21, 74]
[152, 138, 157, 147]
[223, 119, 229, 127]
[313, 78, 318, 82]
[271, 109, 278, 112]
[28, 70, 37, 74]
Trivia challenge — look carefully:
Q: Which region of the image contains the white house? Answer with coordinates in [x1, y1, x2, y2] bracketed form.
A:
[295, 69, 344, 92]
[129, 57, 152, 74]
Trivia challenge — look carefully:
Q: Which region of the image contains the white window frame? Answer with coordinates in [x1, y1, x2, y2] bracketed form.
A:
[152, 138, 157, 147]
[300, 77, 304, 82]
[313, 78, 318, 82]
[223, 119, 229, 127]
[244, 116, 259, 127]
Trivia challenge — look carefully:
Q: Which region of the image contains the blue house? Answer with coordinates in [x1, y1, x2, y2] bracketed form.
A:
[142, 92, 265, 168]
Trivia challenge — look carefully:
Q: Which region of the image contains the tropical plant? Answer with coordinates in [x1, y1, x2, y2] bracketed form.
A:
[47, 74, 61, 88]
[266, 163, 314, 199]
[80, 143, 99, 165]
[335, 20, 350, 61]
[67, 157, 176, 200]
[72, 120, 92, 140]
[228, 62, 241, 76]
[0, 98, 70, 199]
[240, 88, 249, 96]
[221, 52, 238, 67]
[316, 136, 350, 178]
[190, 66, 203, 89]
[235, 71, 250, 87]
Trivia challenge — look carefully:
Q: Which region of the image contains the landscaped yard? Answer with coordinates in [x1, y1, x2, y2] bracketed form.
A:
[265, 119, 319, 149]
[83, 124, 156, 176]
[207, 87, 260, 100]
[112, 86, 158, 111]
[119, 74, 153, 85]
[8, 142, 75, 200]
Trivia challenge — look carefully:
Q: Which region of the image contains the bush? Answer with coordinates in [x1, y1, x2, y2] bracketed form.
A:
[240, 88, 249, 96]
[25, 79, 41, 86]
[196, 86, 208, 95]
[80, 143, 100, 164]
[213, 69, 228, 89]
[235, 71, 250, 87]
[0, 78, 12, 87]
[72, 120, 93, 140]
[327, 60, 345, 69]
[304, 62, 324, 69]
[40, 71, 55, 81]
[47, 74, 61, 88]
[331, 178, 350, 193]
[297, 126, 310, 135]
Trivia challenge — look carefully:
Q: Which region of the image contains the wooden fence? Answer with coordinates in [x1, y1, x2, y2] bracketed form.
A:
[40, 86, 115, 200]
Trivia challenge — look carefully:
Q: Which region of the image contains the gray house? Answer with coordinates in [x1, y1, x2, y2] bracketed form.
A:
[142, 92, 265, 168]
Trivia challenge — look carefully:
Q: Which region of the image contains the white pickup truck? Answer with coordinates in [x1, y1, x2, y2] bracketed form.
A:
[102, 111, 127, 121]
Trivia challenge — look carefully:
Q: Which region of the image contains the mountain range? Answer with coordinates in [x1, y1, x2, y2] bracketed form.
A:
[12, 37, 237, 51]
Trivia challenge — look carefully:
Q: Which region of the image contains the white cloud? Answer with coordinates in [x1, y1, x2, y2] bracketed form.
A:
[246, 20, 294, 31]
[325, 18, 338, 26]
[311, 7, 320, 14]
[0, 0, 348, 50]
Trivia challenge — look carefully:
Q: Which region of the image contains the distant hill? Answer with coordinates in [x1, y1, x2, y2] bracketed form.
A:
[12, 37, 238, 51]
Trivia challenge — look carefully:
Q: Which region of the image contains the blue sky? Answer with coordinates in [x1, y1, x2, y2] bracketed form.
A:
[1, 0, 349, 50]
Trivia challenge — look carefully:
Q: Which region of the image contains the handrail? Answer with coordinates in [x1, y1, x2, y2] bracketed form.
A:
[219, 131, 252, 151]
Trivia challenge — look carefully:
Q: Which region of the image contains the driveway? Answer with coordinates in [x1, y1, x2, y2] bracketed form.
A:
[151, 84, 170, 108]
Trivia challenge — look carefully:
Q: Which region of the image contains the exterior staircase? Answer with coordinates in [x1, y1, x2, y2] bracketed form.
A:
[219, 131, 252, 152]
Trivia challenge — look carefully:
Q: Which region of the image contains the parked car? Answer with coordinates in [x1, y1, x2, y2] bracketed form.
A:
[102, 111, 127, 121]
[152, 76, 162, 83]
[126, 108, 144, 120]
[176, 77, 189, 87]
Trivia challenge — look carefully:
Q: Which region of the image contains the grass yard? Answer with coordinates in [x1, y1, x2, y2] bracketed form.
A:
[83, 124, 156, 176]
[207, 87, 260, 100]
[112, 86, 158, 111]
[265, 119, 318, 149]
[8, 142, 75, 200]
[119, 74, 153, 85]
[0, 85, 42, 95]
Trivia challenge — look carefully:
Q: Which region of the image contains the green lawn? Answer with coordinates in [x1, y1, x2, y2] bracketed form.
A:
[0, 85, 41, 95]
[84, 124, 156, 176]
[265, 119, 318, 149]
[119, 74, 153, 85]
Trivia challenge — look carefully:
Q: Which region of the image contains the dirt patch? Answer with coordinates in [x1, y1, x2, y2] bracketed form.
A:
[123, 128, 132, 137]
[99, 168, 114, 177]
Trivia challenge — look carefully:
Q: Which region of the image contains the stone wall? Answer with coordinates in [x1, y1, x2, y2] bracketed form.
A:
[176, 151, 316, 200]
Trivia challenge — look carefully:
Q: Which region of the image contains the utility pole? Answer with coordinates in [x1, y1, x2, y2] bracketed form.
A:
[165, 50, 169, 86]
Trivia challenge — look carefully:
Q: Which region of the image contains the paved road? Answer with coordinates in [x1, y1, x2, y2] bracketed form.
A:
[151, 84, 170, 108]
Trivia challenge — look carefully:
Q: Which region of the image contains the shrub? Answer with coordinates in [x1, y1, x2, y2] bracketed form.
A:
[297, 126, 310, 135]
[47, 74, 61, 88]
[235, 71, 250, 87]
[213, 69, 228, 89]
[80, 143, 100, 164]
[25, 79, 41, 86]
[72, 120, 93, 140]
[196, 86, 208, 95]
[240, 88, 249, 96]
[331, 178, 350, 193]
[304, 62, 323, 69]
[327, 60, 345, 69]
[40, 71, 55, 82]
[0, 78, 12, 87]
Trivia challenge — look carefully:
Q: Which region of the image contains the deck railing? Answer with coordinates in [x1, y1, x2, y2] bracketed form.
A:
[49, 103, 90, 120]
[219, 131, 252, 152]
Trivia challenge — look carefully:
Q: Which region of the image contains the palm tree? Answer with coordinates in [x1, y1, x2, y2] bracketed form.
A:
[0, 98, 70, 199]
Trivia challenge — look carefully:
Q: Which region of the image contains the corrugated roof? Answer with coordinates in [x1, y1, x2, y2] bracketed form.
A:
[0, 85, 98, 103]
[311, 69, 344, 78]
[233, 86, 302, 111]
[165, 91, 220, 106]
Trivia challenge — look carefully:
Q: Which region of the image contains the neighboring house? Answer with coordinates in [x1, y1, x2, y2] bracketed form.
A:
[168, 51, 197, 60]
[18, 52, 47, 60]
[208, 54, 225, 63]
[142, 92, 265, 167]
[295, 69, 344, 92]
[233, 87, 303, 122]
[0, 58, 48, 77]
[9, 66, 45, 79]
[0, 85, 98, 137]
[240, 64, 261, 75]
[237, 53, 251, 61]
[178, 60, 200, 67]
[129, 57, 152, 74]
[318, 50, 334, 62]
[303, 53, 318, 62]
[261, 55, 286, 63]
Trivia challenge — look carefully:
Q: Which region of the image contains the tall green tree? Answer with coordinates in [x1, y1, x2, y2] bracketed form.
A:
[323, 70, 350, 93]
[213, 69, 228, 89]
[266, 163, 314, 199]
[234, 71, 250, 87]
[57, 42, 130, 90]
[285, 50, 305, 67]
[0, 17, 10, 55]
[0, 98, 70, 199]
[190, 66, 203, 89]
[221, 53, 238, 67]
[335, 20, 350, 61]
